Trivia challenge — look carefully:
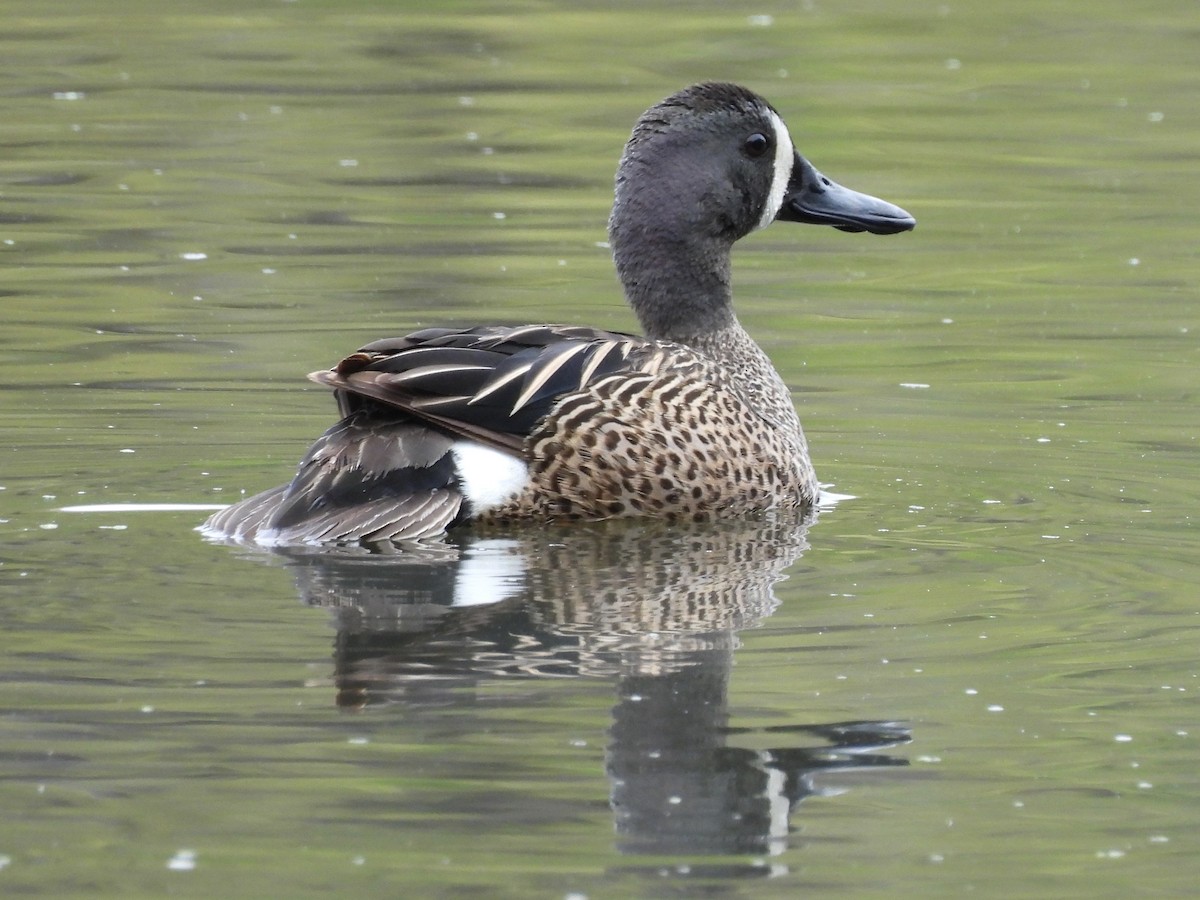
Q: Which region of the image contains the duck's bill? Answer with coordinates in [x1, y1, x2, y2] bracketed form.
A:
[777, 153, 915, 235]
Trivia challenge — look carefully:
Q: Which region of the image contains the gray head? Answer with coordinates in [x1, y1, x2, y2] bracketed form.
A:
[608, 82, 914, 342]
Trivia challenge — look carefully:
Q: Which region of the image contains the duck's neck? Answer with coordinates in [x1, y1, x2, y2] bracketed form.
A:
[612, 233, 739, 345]
[611, 224, 803, 435]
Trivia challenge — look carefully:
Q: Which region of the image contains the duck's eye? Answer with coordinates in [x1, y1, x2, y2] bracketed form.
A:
[743, 133, 770, 158]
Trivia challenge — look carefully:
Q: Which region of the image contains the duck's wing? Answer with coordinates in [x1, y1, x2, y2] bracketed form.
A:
[310, 324, 647, 454]
[202, 324, 652, 546]
[201, 410, 470, 545]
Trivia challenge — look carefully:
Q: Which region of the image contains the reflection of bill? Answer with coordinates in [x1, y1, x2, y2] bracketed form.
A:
[610, 665, 909, 859]
[227, 515, 910, 863]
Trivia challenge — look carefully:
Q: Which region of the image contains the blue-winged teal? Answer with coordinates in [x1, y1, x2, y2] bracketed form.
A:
[202, 82, 915, 545]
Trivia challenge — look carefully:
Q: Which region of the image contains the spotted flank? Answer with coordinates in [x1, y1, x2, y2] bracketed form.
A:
[201, 82, 914, 546]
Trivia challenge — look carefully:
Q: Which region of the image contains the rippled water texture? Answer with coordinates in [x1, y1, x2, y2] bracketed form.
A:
[1, 1, 1197, 896]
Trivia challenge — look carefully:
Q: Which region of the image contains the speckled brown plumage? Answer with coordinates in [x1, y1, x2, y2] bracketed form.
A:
[478, 333, 816, 523]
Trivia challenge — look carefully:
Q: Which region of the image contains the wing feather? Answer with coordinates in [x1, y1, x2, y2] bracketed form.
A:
[508, 341, 593, 414]
[308, 324, 653, 450]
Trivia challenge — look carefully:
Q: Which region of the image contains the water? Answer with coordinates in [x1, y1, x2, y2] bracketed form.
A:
[2, 0, 1197, 896]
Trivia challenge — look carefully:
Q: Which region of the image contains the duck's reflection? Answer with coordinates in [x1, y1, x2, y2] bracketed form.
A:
[248, 516, 910, 860]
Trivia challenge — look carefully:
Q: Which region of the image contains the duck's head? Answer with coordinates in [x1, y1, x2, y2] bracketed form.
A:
[608, 82, 914, 339]
[611, 81, 914, 245]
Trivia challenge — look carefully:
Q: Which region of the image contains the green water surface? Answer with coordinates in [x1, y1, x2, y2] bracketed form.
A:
[1, 1, 1197, 897]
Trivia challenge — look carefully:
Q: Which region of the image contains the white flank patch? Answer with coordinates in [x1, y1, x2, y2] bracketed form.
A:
[757, 109, 795, 230]
[450, 442, 528, 512]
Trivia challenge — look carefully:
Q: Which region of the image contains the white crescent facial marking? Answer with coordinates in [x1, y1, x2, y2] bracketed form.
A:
[757, 109, 795, 231]
[451, 442, 528, 512]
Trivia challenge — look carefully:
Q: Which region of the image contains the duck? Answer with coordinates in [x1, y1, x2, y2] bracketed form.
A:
[201, 82, 915, 546]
